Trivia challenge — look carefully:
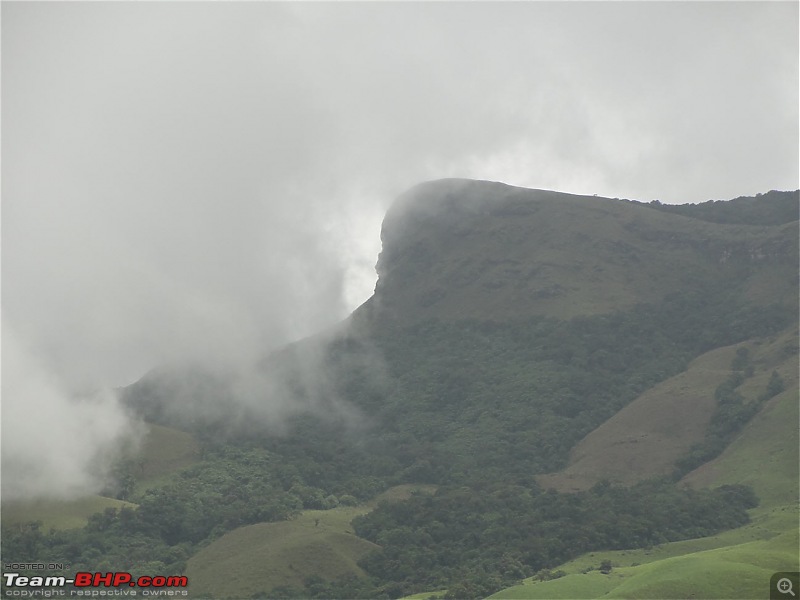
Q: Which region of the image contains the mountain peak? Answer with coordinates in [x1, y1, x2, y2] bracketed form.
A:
[365, 180, 797, 324]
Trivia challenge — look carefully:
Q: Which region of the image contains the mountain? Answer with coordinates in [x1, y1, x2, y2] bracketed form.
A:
[8, 180, 798, 600]
[357, 179, 797, 323]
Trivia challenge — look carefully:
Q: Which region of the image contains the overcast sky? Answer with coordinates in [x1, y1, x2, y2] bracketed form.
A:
[2, 1, 798, 498]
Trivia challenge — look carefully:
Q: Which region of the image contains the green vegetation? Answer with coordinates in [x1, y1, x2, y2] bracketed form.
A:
[489, 336, 799, 599]
[186, 485, 436, 599]
[6, 295, 793, 598]
[348, 481, 756, 598]
[1, 447, 312, 587]
[489, 521, 799, 600]
[674, 349, 786, 476]
[131, 423, 201, 493]
[536, 342, 737, 491]
[186, 506, 378, 598]
[1, 496, 136, 531]
[537, 325, 799, 492]
[372, 181, 797, 326]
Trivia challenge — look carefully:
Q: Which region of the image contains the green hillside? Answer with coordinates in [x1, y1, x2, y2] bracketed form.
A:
[185, 506, 378, 598]
[7, 180, 797, 600]
[132, 422, 201, 493]
[490, 526, 798, 600]
[185, 485, 435, 599]
[2, 495, 136, 531]
[490, 330, 799, 599]
[538, 327, 798, 492]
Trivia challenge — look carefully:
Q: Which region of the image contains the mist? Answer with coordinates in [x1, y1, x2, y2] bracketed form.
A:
[2, 320, 145, 501]
[2, 1, 798, 500]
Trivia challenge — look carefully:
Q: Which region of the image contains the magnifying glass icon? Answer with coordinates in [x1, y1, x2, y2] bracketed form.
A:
[778, 578, 796, 597]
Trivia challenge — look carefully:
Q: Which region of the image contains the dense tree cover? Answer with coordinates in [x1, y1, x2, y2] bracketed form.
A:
[0, 448, 322, 588]
[250, 291, 793, 492]
[268, 481, 757, 599]
[640, 190, 799, 226]
[2, 516, 190, 583]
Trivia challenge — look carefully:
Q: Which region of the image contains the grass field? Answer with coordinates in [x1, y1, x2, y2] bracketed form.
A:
[490, 511, 798, 600]
[493, 520, 797, 600]
[185, 484, 437, 598]
[131, 422, 201, 494]
[1, 495, 137, 531]
[185, 506, 378, 598]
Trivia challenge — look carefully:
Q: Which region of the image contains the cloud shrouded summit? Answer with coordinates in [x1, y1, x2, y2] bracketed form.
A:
[2, 1, 798, 499]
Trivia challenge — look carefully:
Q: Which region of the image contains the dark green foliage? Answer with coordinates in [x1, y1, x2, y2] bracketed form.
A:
[1, 516, 191, 587]
[349, 481, 755, 598]
[731, 347, 750, 372]
[121, 283, 794, 503]
[318, 293, 792, 488]
[765, 370, 785, 398]
[642, 190, 799, 226]
[535, 568, 567, 581]
[0, 447, 314, 585]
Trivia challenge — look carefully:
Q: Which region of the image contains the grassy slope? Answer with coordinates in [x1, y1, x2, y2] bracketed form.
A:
[1, 496, 137, 531]
[185, 485, 436, 599]
[536, 344, 737, 492]
[680, 328, 799, 507]
[2, 423, 199, 531]
[131, 422, 201, 494]
[490, 329, 799, 599]
[185, 506, 378, 598]
[490, 522, 798, 600]
[537, 328, 798, 492]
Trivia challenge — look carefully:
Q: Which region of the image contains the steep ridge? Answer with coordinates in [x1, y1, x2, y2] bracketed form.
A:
[358, 179, 797, 324]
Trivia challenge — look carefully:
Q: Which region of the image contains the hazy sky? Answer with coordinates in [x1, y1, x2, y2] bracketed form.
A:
[2, 1, 798, 498]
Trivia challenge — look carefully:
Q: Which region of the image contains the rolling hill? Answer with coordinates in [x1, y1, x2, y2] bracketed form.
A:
[185, 485, 435, 598]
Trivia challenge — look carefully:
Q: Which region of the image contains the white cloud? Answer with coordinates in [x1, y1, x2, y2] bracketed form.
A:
[2, 1, 797, 498]
[1, 321, 145, 500]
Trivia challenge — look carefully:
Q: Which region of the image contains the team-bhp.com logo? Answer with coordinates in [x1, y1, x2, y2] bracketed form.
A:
[4, 572, 188, 596]
[5, 574, 187, 588]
